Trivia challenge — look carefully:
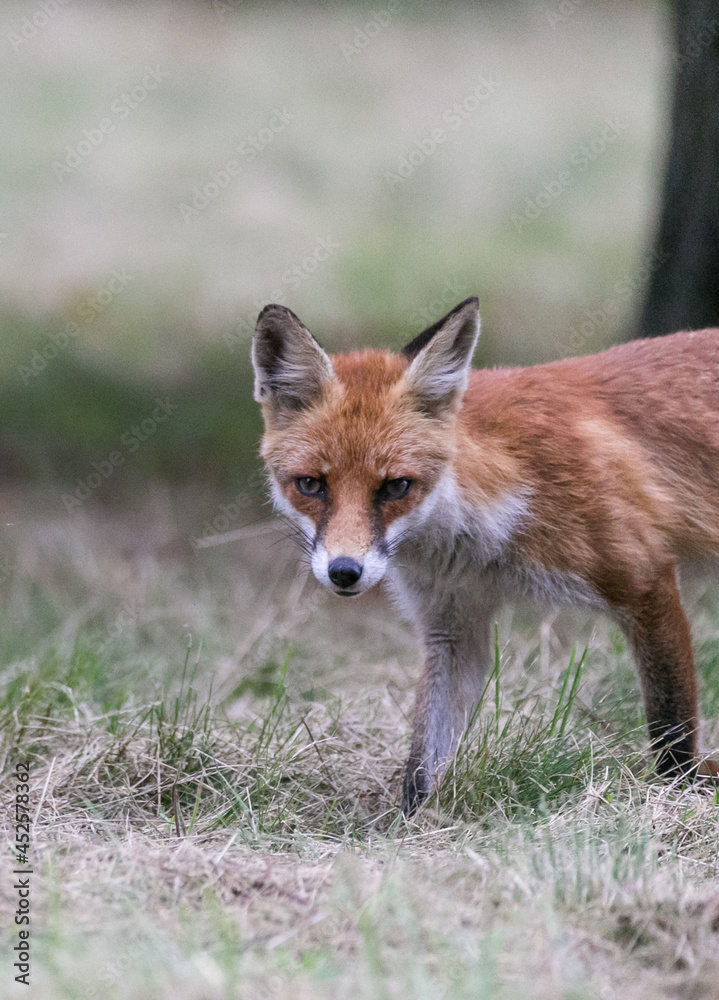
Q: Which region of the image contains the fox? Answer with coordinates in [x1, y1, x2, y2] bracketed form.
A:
[251, 296, 719, 814]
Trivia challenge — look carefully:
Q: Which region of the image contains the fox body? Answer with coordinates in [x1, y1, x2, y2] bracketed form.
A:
[251, 297, 719, 812]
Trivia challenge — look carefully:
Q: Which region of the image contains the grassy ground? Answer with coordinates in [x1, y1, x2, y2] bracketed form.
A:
[1, 508, 718, 999]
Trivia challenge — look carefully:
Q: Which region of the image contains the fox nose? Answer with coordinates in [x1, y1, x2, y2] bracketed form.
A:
[327, 557, 363, 589]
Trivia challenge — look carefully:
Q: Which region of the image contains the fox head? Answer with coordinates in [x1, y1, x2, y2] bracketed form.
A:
[251, 297, 480, 596]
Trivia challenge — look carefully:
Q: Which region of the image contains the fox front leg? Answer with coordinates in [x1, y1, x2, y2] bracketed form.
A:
[402, 601, 497, 815]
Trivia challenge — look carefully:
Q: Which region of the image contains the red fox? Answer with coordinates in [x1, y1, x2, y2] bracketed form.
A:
[251, 297, 719, 813]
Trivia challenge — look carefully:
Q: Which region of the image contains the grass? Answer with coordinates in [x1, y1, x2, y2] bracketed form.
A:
[1, 510, 718, 999]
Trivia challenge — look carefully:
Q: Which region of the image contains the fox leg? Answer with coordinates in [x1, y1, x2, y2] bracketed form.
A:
[619, 565, 717, 780]
[402, 598, 497, 815]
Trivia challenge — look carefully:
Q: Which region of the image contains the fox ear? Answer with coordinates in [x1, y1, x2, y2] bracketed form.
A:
[252, 304, 335, 413]
[401, 297, 480, 416]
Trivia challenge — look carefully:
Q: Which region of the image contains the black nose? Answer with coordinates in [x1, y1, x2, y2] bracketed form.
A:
[327, 557, 363, 589]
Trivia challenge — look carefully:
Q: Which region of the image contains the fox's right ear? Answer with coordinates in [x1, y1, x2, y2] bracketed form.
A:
[252, 305, 335, 413]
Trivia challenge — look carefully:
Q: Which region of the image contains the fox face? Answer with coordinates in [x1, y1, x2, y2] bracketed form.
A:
[251, 298, 480, 596]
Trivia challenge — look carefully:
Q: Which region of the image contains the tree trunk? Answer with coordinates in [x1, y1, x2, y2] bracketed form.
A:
[637, 0, 719, 338]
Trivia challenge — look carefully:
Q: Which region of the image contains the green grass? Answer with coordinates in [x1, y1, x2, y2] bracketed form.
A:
[0, 323, 263, 491]
[1, 513, 718, 999]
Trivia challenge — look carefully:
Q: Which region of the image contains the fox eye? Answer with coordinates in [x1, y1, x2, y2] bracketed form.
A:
[295, 476, 325, 497]
[379, 478, 412, 501]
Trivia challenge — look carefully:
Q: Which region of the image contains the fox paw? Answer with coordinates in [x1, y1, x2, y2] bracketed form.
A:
[402, 761, 431, 817]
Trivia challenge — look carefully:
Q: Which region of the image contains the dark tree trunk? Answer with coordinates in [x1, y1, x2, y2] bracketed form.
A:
[637, 0, 719, 338]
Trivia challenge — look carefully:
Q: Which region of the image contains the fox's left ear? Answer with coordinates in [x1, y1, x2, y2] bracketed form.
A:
[401, 297, 480, 416]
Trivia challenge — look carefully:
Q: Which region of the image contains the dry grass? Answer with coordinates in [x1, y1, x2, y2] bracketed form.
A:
[1, 506, 718, 999]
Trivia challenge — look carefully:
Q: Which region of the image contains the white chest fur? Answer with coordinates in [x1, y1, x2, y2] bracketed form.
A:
[387, 475, 607, 615]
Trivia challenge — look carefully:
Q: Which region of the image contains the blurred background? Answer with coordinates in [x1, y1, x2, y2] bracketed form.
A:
[3, 0, 717, 689]
[0, 0, 678, 519]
